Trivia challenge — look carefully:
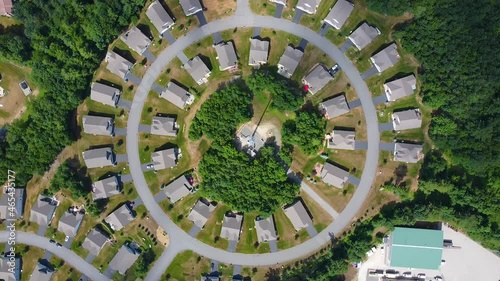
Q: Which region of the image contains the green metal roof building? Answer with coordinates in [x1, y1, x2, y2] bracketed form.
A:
[389, 227, 443, 270]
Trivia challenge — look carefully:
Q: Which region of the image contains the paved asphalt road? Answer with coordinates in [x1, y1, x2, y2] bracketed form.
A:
[127, 1, 380, 279]
[0, 231, 109, 281]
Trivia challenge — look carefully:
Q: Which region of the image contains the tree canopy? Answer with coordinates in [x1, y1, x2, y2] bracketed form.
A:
[282, 110, 326, 155]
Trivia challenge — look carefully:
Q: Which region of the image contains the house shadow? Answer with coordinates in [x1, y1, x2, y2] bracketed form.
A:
[384, 71, 415, 83]
[95, 79, 123, 91]
[112, 47, 137, 64]
[137, 24, 153, 40]
[332, 126, 356, 132]
[324, 160, 350, 173]
[198, 54, 213, 70]
[154, 142, 178, 152]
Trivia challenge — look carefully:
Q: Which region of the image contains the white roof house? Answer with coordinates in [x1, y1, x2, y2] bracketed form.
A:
[108, 243, 141, 275]
[105, 51, 133, 80]
[214, 42, 238, 71]
[0, 188, 24, 220]
[151, 147, 179, 171]
[384, 75, 417, 102]
[0, 257, 20, 281]
[220, 213, 243, 241]
[255, 216, 278, 243]
[324, 0, 354, 29]
[370, 43, 400, 72]
[180, 0, 203, 16]
[146, 0, 175, 36]
[184, 56, 211, 85]
[120, 27, 151, 55]
[82, 115, 114, 136]
[392, 109, 422, 131]
[296, 0, 322, 14]
[105, 204, 135, 231]
[57, 211, 84, 238]
[187, 199, 216, 228]
[90, 82, 120, 107]
[394, 142, 424, 163]
[348, 22, 380, 50]
[328, 130, 355, 150]
[248, 38, 269, 66]
[151, 116, 178, 136]
[92, 176, 121, 201]
[82, 147, 116, 168]
[270, 0, 287, 6]
[160, 81, 195, 109]
[278, 46, 304, 78]
[82, 228, 110, 256]
[284, 200, 313, 231]
[319, 94, 350, 119]
[320, 162, 349, 188]
[302, 64, 333, 94]
[162, 175, 193, 203]
[29, 195, 58, 226]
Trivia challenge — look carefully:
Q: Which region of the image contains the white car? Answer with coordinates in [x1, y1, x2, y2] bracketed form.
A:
[417, 273, 426, 279]
[435, 277, 443, 281]
[64, 236, 69, 242]
[402, 272, 412, 277]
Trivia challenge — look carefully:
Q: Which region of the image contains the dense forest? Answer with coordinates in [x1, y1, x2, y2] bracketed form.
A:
[0, 0, 145, 185]
[282, 110, 326, 155]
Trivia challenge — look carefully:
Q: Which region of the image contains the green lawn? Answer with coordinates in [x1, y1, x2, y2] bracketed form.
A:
[164, 250, 210, 281]
[235, 213, 271, 254]
[196, 204, 230, 250]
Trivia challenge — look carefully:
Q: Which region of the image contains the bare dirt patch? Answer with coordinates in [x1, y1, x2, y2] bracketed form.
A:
[203, 0, 236, 21]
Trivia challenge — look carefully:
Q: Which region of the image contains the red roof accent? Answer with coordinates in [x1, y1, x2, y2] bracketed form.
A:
[303, 85, 309, 91]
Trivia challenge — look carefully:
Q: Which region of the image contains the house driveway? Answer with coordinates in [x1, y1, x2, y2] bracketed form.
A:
[339, 40, 354, 53]
[379, 142, 395, 152]
[379, 122, 394, 132]
[361, 65, 379, 80]
[115, 154, 128, 163]
[274, 4, 284, 18]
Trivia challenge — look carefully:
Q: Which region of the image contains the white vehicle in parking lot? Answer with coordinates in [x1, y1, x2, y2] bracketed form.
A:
[417, 273, 426, 279]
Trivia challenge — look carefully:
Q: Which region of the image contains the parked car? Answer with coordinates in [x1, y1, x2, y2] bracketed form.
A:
[417, 273, 426, 279]
[56, 243, 63, 248]
[402, 272, 412, 277]
[64, 236, 70, 242]
[49, 239, 55, 244]
[146, 164, 154, 170]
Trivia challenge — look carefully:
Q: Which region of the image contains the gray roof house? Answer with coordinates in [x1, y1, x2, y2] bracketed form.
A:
[29, 261, 55, 281]
[283, 200, 313, 231]
[0, 187, 24, 220]
[120, 26, 151, 55]
[319, 94, 350, 119]
[0, 257, 20, 281]
[105, 204, 135, 231]
[82, 147, 116, 168]
[187, 198, 216, 228]
[248, 38, 269, 66]
[92, 176, 121, 201]
[82, 115, 114, 136]
[255, 216, 278, 242]
[214, 42, 238, 71]
[82, 228, 110, 256]
[277, 46, 304, 78]
[270, 0, 287, 6]
[328, 130, 355, 150]
[392, 109, 422, 131]
[302, 64, 333, 95]
[151, 147, 179, 171]
[384, 75, 417, 102]
[180, 0, 203, 16]
[90, 82, 120, 107]
[220, 213, 243, 241]
[160, 81, 195, 109]
[320, 162, 349, 188]
[394, 142, 424, 163]
[370, 43, 399, 72]
[146, 0, 175, 36]
[184, 56, 211, 85]
[29, 195, 58, 226]
[201, 276, 220, 281]
[348, 22, 380, 50]
[324, 0, 354, 30]
[108, 243, 141, 275]
[151, 116, 178, 136]
[57, 210, 84, 238]
[296, 0, 322, 14]
[105, 51, 133, 80]
[162, 175, 193, 203]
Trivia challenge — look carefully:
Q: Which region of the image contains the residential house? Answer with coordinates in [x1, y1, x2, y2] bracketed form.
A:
[82, 147, 116, 168]
[320, 162, 349, 188]
[0, 187, 24, 220]
[57, 209, 84, 238]
[29, 261, 55, 281]
[394, 142, 423, 163]
[283, 200, 313, 231]
[270, 0, 287, 6]
[324, 0, 354, 29]
[120, 27, 151, 55]
[220, 213, 243, 241]
[146, 0, 175, 36]
[92, 176, 121, 201]
[302, 64, 333, 94]
[187, 198, 216, 228]
[319, 94, 350, 119]
[184, 56, 211, 85]
[214, 42, 238, 71]
[180, 0, 202, 16]
[370, 43, 399, 72]
[0, 0, 13, 16]
[29, 195, 57, 226]
[162, 174, 193, 203]
[90, 82, 121, 107]
[296, 0, 321, 14]
[105, 204, 135, 231]
[277, 46, 304, 78]
[348, 22, 380, 50]
[392, 109, 422, 131]
[82, 228, 110, 256]
[328, 130, 355, 150]
[384, 75, 417, 102]
[0, 257, 20, 281]
[151, 147, 179, 171]
[151, 116, 178, 136]
[108, 242, 141, 275]
[255, 216, 277, 243]
[201, 276, 220, 281]
[248, 38, 269, 66]
[105, 51, 133, 80]
[82, 115, 114, 136]
[160, 81, 195, 109]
